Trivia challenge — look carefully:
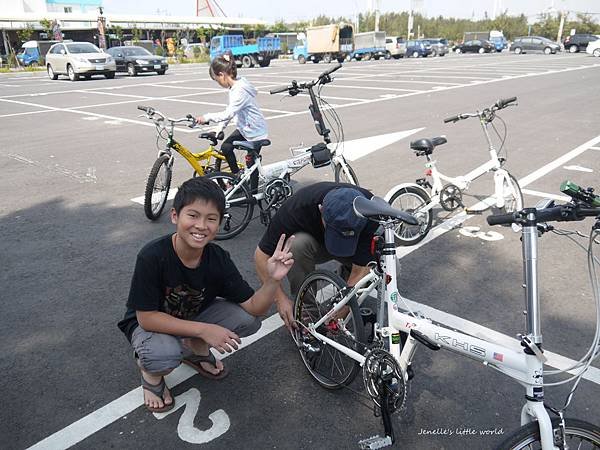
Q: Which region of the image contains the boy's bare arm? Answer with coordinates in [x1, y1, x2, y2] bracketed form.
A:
[137, 310, 241, 354]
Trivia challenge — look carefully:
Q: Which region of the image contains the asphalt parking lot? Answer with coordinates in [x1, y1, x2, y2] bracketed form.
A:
[1, 51, 600, 449]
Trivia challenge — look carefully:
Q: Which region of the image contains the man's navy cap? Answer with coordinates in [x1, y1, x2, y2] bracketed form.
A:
[322, 188, 368, 257]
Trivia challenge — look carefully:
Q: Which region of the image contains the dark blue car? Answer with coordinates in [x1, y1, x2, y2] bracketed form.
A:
[405, 39, 432, 58]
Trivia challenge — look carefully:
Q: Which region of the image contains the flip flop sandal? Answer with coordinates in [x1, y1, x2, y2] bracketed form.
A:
[182, 351, 229, 380]
[141, 375, 175, 413]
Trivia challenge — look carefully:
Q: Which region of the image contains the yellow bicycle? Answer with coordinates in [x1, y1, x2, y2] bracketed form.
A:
[137, 105, 243, 220]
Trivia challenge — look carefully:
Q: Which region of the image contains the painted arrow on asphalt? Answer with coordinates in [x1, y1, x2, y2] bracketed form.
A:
[131, 127, 425, 205]
[330, 127, 425, 161]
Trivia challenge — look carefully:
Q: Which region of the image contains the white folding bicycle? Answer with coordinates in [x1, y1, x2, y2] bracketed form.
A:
[385, 97, 523, 246]
[293, 181, 600, 449]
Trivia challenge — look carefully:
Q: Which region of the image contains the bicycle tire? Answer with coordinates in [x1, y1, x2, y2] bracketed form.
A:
[502, 172, 524, 214]
[334, 160, 359, 186]
[204, 172, 254, 240]
[144, 155, 172, 220]
[388, 186, 433, 246]
[498, 417, 600, 449]
[294, 270, 366, 389]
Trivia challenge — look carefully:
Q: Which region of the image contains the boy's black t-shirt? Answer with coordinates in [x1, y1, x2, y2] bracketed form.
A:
[117, 235, 254, 341]
[258, 182, 378, 266]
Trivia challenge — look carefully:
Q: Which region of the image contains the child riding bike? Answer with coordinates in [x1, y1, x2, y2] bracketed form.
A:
[196, 52, 268, 192]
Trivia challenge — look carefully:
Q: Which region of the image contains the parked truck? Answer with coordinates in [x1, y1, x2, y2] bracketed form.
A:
[209, 35, 281, 68]
[16, 40, 67, 66]
[463, 30, 507, 52]
[293, 24, 354, 64]
[352, 31, 389, 60]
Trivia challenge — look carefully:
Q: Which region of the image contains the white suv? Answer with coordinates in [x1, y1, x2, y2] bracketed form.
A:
[385, 36, 406, 59]
[587, 40, 600, 57]
[46, 42, 116, 81]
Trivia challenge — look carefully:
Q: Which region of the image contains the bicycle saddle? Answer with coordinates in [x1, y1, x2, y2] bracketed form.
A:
[410, 136, 447, 155]
[353, 196, 418, 225]
[232, 139, 271, 152]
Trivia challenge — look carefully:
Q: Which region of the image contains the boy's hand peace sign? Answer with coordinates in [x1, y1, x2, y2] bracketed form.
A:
[266, 234, 294, 281]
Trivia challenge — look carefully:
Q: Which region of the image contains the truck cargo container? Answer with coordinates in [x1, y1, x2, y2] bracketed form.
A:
[210, 34, 281, 68]
[352, 31, 389, 60]
[293, 24, 353, 64]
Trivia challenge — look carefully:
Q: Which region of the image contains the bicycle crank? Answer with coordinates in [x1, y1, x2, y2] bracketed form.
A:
[439, 184, 464, 211]
[264, 178, 293, 210]
[362, 348, 407, 414]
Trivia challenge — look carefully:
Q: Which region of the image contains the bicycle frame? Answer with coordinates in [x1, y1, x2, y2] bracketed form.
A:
[303, 216, 560, 449]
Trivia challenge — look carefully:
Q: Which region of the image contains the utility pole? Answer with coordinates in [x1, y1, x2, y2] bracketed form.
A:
[374, 0, 380, 32]
[556, 10, 567, 44]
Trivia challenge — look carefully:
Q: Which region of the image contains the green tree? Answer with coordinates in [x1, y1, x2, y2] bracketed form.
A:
[271, 20, 288, 33]
[109, 25, 124, 45]
[131, 25, 143, 43]
[17, 23, 35, 44]
[196, 27, 207, 43]
[39, 18, 54, 38]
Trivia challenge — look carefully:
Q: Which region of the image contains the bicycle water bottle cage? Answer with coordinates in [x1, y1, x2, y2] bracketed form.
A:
[410, 136, 447, 156]
[309, 143, 332, 168]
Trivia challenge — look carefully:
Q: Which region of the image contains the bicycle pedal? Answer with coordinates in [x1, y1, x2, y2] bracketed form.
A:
[358, 435, 393, 449]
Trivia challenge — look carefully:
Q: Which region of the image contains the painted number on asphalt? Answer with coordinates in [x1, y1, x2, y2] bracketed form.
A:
[459, 226, 504, 241]
[153, 388, 230, 444]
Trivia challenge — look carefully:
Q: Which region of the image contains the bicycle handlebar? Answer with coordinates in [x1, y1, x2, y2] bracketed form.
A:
[495, 96, 517, 109]
[269, 63, 342, 96]
[487, 204, 600, 226]
[444, 96, 518, 123]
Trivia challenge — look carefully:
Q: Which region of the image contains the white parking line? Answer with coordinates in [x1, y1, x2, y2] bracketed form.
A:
[521, 189, 570, 202]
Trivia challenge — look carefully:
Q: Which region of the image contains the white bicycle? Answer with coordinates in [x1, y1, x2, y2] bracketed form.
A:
[293, 181, 600, 449]
[385, 97, 523, 246]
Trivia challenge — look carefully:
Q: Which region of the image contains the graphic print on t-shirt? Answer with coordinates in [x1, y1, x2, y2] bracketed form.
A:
[164, 285, 207, 319]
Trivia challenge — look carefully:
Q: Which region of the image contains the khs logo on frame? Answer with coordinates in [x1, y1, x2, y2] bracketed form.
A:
[434, 333, 486, 357]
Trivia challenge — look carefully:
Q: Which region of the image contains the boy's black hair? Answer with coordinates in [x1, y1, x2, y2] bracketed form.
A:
[209, 51, 237, 80]
[172, 177, 225, 220]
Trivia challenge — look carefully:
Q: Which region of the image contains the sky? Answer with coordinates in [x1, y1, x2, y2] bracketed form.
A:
[101, 0, 599, 23]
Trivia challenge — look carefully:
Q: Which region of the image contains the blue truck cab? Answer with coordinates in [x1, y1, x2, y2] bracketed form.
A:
[17, 41, 41, 66]
[210, 35, 281, 68]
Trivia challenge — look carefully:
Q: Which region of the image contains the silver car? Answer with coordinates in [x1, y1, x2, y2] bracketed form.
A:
[422, 38, 448, 57]
[46, 42, 116, 81]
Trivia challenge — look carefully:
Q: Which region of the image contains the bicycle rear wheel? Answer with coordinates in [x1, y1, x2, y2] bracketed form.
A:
[294, 270, 366, 389]
[205, 172, 254, 240]
[334, 160, 359, 186]
[144, 155, 172, 220]
[499, 417, 600, 449]
[388, 186, 433, 246]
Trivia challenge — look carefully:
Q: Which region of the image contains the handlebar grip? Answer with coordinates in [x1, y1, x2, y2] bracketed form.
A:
[444, 115, 459, 123]
[496, 96, 517, 109]
[270, 85, 289, 94]
[318, 63, 342, 80]
[137, 105, 150, 112]
[487, 213, 515, 226]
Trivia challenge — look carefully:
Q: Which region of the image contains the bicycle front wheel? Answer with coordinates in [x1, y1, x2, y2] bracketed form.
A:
[499, 417, 600, 449]
[144, 155, 172, 220]
[502, 172, 524, 214]
[205, 172, 254, 240]
[388, 186, 433, 246]
[334, 160, 359, 186]
[294, 270, 366, 389]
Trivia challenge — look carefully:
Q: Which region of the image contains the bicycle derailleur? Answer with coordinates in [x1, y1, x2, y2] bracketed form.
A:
[259, 178, 293, 225]
[439, 183, 464, 211]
